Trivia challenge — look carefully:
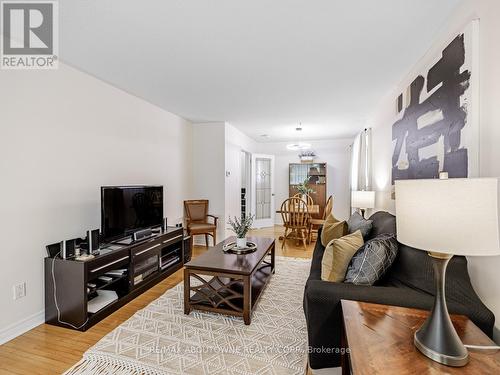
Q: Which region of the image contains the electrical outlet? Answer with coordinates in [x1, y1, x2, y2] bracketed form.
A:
[13, 282, 26, 300]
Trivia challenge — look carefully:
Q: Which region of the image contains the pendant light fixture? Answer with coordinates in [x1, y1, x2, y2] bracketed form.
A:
[286, 123, 311, 151]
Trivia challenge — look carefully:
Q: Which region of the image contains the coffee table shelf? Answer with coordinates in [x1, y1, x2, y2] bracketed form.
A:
[184, 237, 275, 325]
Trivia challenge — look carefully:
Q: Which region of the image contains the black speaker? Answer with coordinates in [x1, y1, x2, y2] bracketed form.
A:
[46, 242, 62, 258]
[62, 239, 76, 259]
[87, 229, 100, 254]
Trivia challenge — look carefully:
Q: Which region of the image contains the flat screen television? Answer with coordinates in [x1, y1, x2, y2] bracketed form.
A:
[101, 185, 163, 242]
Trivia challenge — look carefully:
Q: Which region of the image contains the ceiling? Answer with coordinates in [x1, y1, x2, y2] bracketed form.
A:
[59, 0, 462, 142]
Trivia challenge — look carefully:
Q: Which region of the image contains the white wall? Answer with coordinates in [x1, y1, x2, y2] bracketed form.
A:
[369, 0, 500, 341]
[191, 122, 226, 243]
[224, 124, 258, 227]
[258, 139, 353, 224]
[191, 123, 258, 242]
[0, 63, 193, 343]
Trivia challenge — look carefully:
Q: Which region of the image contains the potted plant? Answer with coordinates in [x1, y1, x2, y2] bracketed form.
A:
[299, 150, 316, 163]
[227, 214, 254, 249]
[297, 177, 315, 201]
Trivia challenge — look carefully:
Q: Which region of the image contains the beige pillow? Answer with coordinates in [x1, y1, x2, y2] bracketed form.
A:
[321, 214, 348, 246]
[321, 230, 364, 282]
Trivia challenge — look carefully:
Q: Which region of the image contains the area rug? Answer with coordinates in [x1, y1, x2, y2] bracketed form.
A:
[65, 256, 310, 375]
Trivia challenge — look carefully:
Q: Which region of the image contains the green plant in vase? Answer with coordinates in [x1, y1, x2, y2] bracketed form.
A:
[297, 177, 315, 201]
[227, 214, 254, 249]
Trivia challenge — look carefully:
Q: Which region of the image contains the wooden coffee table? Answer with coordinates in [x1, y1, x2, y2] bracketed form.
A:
[341, 300, 500, 374]
[183, 236, 275, 325]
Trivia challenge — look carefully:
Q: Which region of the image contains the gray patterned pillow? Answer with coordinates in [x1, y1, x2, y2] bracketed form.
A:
[344, 233, 398, 285]
[347, 212, 373, 239]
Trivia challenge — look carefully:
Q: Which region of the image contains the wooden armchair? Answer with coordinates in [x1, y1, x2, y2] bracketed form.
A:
[280, 197, 310, 250]
[184, 200, 218, 247]
[309, 195, 333, 243]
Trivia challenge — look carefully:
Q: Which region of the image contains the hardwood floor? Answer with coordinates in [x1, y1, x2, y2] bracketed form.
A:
[0, 226, 315, 375]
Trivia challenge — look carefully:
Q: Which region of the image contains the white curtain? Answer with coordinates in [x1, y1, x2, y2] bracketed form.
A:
[350, 128, 372, 192]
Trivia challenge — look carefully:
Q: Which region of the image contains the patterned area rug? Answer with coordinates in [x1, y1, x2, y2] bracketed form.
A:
[65, 256, 310, 375]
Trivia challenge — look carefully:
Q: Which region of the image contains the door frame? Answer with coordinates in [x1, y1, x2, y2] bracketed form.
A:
[251, 153, 275, 228]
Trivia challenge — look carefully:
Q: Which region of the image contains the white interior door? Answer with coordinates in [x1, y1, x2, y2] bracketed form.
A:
[251, 154, 275, 228]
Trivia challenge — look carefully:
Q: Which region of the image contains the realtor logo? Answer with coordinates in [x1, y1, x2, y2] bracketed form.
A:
[1, 1, 58, 69]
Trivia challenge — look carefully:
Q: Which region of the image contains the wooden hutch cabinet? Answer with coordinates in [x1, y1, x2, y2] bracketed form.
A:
[289, 162, 327, 219]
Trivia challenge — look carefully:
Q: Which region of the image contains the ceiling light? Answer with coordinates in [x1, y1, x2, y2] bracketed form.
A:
[260, 134, 270, 138]
[286, 142, 311, 151]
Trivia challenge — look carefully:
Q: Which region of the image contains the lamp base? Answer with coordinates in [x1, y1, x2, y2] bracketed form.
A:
[414, 252, 469, 367]
[415, 332, 469, 367]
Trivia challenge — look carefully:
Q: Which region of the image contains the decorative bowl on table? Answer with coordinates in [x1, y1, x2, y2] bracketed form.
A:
[222, 241, 257, 254]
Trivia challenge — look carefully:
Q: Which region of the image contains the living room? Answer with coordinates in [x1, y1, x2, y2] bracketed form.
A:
[1, 0, 500, 374]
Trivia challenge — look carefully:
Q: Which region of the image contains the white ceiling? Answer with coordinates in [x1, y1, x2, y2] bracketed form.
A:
[59, 0, 462, 142]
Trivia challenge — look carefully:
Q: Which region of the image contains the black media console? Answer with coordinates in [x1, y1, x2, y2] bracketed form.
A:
[44, 227, 192, 331]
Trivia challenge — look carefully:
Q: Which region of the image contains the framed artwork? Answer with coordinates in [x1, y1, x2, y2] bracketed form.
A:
[391, 20, 479, 187]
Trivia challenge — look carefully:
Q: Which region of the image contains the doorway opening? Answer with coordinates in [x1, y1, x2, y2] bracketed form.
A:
[240, 151, 251, 220]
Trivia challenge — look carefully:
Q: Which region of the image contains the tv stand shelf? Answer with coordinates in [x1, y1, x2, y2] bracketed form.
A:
[44, 227, 189, 331]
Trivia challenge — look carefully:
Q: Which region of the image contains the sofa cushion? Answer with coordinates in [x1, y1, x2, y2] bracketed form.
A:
[321, 230, 364, 282]
[345, 233, 398, 285]
[347, 212, 373, 239]
[368, 211, 396, 239]
[320, 214, 348, 247]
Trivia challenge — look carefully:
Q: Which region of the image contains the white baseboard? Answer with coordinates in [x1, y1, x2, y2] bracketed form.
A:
[0, 309, 45, 345]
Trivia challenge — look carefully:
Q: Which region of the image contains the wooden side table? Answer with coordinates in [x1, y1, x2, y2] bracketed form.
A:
[341, 300, 500, 374]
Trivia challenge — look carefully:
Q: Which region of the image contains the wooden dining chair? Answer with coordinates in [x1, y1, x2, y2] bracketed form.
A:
[309, 195, 333, 243]
[280, 197, 310, 250]
[184, 200, 218, 246]
[292, 192, 314, 206]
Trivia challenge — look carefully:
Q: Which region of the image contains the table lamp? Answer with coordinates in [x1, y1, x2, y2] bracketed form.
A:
[351, 190, 375, 218]
[395, 177, 499, 367]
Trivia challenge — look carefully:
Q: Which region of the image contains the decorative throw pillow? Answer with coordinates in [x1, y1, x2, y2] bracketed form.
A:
[344, 233, 398, 285]
[347, 212, 373, 239]
[321, 230, 364, 282]
[320, 214, 348, 247]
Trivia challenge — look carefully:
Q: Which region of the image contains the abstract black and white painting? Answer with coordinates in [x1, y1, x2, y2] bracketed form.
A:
[391, 21, 479, 185]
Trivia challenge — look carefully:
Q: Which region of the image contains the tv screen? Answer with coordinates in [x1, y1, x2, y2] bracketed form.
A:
[101, 185, 163, 242]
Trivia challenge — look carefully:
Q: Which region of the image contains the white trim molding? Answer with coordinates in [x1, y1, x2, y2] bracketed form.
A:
[0, 309, 45, 345]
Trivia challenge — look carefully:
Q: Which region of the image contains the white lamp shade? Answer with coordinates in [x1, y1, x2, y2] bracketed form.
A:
[351, 190, 375, 209]
[395, 178, 500, 256]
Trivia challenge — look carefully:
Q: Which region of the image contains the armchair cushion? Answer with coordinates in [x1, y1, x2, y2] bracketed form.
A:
[188, 204, 206, 220]
[184, 200, 209, 221]
[188, 223, 216, 232]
